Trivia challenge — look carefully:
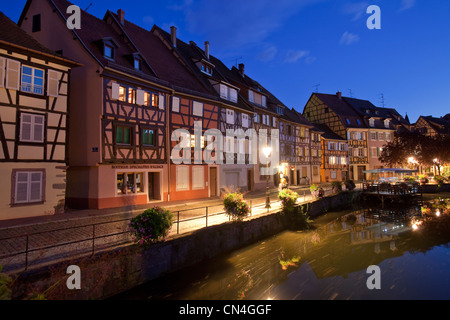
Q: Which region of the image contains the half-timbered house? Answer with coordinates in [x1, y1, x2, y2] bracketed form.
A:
[303, 92, 369, 181]
[18, 0, 214, 207]
[0, 11, 79, 220]
[226, 65, 280, 190]
[152, 27, 254, 194]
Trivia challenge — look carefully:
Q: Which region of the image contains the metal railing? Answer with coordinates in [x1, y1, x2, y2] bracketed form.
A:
[0, 186, 334, 273]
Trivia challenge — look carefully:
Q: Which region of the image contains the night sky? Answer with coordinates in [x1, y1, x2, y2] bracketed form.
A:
[3, 0, 450, 123]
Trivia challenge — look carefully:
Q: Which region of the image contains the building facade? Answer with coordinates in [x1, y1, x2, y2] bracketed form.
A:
[0, 11, 78, 220]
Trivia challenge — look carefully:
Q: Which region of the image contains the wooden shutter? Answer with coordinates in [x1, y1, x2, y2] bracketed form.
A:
[159, 94, 165, 109]
[262, 95, 267, 107]
[193, 101, 203, 117]
[6, 59, 20, 90]
[111, 82, 120, 100]
[47, 70, 60, 97]
[176, 166, 189, 191]
[20, 114, 32, 142]
[248, 90, 254, 102]
[220, 84, 227, 99]
[172, 96, 180, 112]
[29, 172, 43, 202]
[136, 89, 145, 105]
[0, 57, 5, 88]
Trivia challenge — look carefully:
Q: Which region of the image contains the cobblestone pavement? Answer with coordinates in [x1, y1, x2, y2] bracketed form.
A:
[0, 185, 330, 273]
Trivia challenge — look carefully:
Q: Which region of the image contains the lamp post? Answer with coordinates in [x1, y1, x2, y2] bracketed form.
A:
[263, 146, 272, 209]
[434, 158, 441, 176]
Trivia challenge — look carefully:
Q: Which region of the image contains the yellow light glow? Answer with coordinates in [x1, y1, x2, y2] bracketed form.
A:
[436, 210, 441, 217]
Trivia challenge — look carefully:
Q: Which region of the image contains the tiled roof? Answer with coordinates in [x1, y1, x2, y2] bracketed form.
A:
[0, 10, 75, 64]
[313, 123, 346, 141]
[314, 93, 366, 129]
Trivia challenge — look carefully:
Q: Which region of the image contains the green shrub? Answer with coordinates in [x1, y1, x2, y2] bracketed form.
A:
[434, 175, 446, 188]
[223, 192, 250, 221]
[129, 207, 174, 246]
[278, 189, 299, 213]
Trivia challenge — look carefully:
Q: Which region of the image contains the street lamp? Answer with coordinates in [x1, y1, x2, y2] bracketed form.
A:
[263, 146, 272, 209]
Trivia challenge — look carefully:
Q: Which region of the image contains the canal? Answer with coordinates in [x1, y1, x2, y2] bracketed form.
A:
[113, 194, 450, 300]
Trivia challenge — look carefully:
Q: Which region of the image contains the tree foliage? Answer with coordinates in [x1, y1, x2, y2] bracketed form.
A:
[379, 132, 450, 167]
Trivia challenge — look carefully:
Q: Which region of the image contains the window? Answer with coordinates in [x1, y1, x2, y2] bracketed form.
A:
[116, 125, 132, 145]
[20, 113, 44, 143]
[176, 166, 190, 191]
[384, 119, 391, 128]
[331, 171, 337, 179]
[226, 109, 234, 124]
[253, 113, 259, 123]
[329, 142, 336, 150]
[134, 58, 142, 71]
[13, 170, 44, 204]
[21, 66, 44, 95]
[329, 156, 337, 165]
[272, 117, 277, 128]
[117, 172, 143, 195]
[357, 119, 362, 126]
[128, 88, 136, 104]
[200, 63, 212, 75]
[341, 157, 348, 165]
[340, 143, 346, 151]
[370, 132, 377, 141]
[190, 134, 205, 149]
[346, 119, 351, 125]
[32, 14, 41, 32]
[358, 148, 365, 157]
[371, 147, 377, 158]
[118, 86, 126, 102]
[142, 129, 155, 147]
[242, 114, 249, 128]
[220, 84, 238, 103]
[143, 91, 151, 107]
[104, 44, 114, 59]
[277, 107, 284, 115]
[192, 167, 205, 189]
[369, 119, 375, 127]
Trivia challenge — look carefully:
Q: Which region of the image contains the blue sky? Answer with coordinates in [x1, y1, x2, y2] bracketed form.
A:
[3, 0, 450, 123]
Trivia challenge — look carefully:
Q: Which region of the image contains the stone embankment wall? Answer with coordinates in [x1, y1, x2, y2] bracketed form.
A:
[11, 191, 361, 300]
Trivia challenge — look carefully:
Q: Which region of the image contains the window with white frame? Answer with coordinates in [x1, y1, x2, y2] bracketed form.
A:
[20, 113, 45, 143]
[172, 96, 180, 112]
[21, 65, 44, 95]
[192, 167, 205, 190]
[13, 170, 44, 204]
[176, 166, 190, 191]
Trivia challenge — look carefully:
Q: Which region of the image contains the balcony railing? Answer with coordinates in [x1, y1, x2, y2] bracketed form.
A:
[21, 83, 44, 95]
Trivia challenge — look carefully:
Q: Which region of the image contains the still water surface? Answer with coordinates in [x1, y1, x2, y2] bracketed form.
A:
[115, 198, 450, 300]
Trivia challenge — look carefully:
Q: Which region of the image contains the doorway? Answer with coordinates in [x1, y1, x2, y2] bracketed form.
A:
[209, 167, 217, 197]
[148, 172, 161, 201]
[247, 169, 253, 191]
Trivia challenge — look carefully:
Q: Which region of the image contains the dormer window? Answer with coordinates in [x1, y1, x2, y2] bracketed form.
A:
[134, 57, 142, 71]
[369, 118, 375, 127]
[219, 83, 238, 103]
[201, 63, 212, 75]
[248, 90, 267, 107]
[104, 44, 114, 59]
[277, 107, 285, 115]
[384, 119, 391, 128]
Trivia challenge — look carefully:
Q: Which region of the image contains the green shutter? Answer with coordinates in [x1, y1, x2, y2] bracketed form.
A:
[116, 126, 123, 144]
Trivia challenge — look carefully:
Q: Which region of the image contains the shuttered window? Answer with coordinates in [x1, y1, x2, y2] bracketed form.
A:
[13, 170, 44, 204]
[226, 109, 234, 124]
[192, 167, 204, 190]
[159, 94, 165, 110]
[116, 125, 132, 145]
[6, 59, 21, 91]
[20, 113, 45, 143]
[176, 166, 190, 191]
[142, 129, 155, 146]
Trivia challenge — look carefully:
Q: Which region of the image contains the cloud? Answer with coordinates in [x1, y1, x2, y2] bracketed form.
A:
[183, 0, 323, 53]
[342, 2, 370, 21]
[399, 0, 416, 11]
[339, 32, 360, 46]
[142, 16, 154, 26]
[284, 50, 310, 63]
[256, 46, 278, 62]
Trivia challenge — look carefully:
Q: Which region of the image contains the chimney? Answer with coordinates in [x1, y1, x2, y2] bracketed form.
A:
[336, 91, 342, 99]
[204, 41, 210, 60]
[170, 26, 177, 48]
[117, 9, 125, 26]
[238, 63, 245, 77]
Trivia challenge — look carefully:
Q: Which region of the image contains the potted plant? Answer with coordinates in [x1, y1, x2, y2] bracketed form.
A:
[419, 175, 429, 185]
[310, 184, 320, 200]
[278, 189, 299, 214]
[129, 207, 174, 247]
[223, 192, 250, 221]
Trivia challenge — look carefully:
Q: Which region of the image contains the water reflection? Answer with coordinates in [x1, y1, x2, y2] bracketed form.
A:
[114, 197, 450, 300]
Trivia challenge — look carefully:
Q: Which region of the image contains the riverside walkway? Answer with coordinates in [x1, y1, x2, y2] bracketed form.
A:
[0, 184, 337, 273]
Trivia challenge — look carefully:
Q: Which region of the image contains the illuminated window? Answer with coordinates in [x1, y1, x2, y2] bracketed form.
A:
[118, 86, 126, 102]
[128, 88, 136, 104]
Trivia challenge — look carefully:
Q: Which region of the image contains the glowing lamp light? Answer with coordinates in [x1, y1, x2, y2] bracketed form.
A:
[263, 147, 272, 158]
[412, 223, 419, 231]
[436, 210, 441, 217]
